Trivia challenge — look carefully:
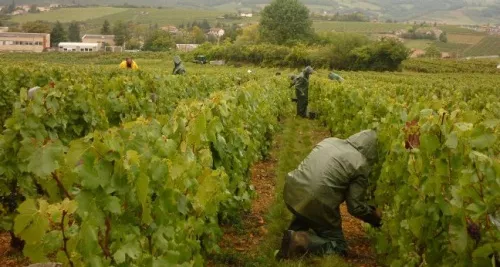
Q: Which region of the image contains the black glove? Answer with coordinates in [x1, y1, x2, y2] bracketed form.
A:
[360, 206, 382, 228]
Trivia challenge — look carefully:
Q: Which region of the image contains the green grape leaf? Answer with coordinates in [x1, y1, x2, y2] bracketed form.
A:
[420, 134, 440, 153]
[136, 173, 152, 224]
[472, 244, 493, 258]
[27, 140, 65, 177]
[445, 132, 458, 149]
[105, 196, 122, 215]
[113, 241, 141, 264]
[14, 199, 49, 244]
[449, 223, 468, 253]
[470, 133, 496, 150]
[454, 122, 473, 132]
[23, 242, 48, 262]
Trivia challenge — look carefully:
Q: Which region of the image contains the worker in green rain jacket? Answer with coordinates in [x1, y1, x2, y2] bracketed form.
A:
[173, 56, 186, 75]
[328, 71, 344, 82]
[291, 66, 314, 118]
[277, 130, 382, 259]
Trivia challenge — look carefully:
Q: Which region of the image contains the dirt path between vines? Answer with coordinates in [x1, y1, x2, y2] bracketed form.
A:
[0, 233, 29, 267]
[211, 118, 378, 266]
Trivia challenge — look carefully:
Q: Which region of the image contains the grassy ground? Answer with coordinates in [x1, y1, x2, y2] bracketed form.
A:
[10, 7, 128, 23]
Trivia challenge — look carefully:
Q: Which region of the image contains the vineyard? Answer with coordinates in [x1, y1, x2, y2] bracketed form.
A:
[0, 59, 499, 266]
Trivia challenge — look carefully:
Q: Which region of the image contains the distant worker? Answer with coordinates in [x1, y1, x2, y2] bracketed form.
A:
[173, 56, 186, 75]
[119, 57, 139, 70]
[328, 70, 344, 83]
[290, 66, 314, 118]
[277, 130, 382, 259]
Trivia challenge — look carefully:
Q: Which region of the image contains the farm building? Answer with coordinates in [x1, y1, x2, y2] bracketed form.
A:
[0, 27, 8, 33]
[58, 42, 99, 52]
[208, 28, 225, 37]
[0, 32, 50, 52]
[176, 44, 199, 52]
[82, 34, 115, 50]
[410, 49, 425, 58]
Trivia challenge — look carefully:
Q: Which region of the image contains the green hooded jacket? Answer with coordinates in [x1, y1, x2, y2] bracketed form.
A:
[284, 130, 379, 227]
[173, 56, 186, 75]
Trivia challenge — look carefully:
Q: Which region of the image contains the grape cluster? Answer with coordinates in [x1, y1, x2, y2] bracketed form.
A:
[0, 192, 19, 213]
[466, 221, 481, 243]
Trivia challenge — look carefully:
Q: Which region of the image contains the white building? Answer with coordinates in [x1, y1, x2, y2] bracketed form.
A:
[208, 28, 225, 37]
[0, 32, 50, 52]
[240, 12, 253, 17]
[58, 42, 99, 52]
[176, 44, 199, 52]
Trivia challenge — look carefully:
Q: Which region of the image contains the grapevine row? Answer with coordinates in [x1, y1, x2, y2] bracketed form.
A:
[310, 73, 499, 266]
[10, 77, 291, 266]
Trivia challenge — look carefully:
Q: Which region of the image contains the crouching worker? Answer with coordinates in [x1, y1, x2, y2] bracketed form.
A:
[277, 130, 382, 259]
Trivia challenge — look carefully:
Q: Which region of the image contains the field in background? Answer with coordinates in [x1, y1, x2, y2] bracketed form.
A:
[463, 35, 500, 57]
[10, 7, 128, 23]
[313, 21, 408, 33]
[5, 6, 500, 57]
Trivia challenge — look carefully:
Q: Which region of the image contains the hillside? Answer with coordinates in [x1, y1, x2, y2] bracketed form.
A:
[1, 0, 500, 24]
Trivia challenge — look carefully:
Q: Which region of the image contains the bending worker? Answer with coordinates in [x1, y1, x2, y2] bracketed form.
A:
[277, 130, 382, 259]
[290, 66, 314, 118]
[119, 57, 139, 70]
[173, 55, 186, 75]
[328, 70, 344, 82]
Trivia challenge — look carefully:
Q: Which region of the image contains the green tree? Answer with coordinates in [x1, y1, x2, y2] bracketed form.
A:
[101, 20, 111, 35]
[51, 21, 67, 47]
[125, 37, 141, 50]
[29, 5, 39, 13]
[113, 20, 130, 46]
[259, 0, 313, 45]
[7, 0, 15, 14]
[350, 38, 409, 71]
[191, 26, 206, 44]
[21, 20, 51, 33]
[424, 44, 441, 58]
[200, 19, 211, 31]
[439, 32, 448, 43]
[68, 21, 81, 42]
[143, 30, 174, 51]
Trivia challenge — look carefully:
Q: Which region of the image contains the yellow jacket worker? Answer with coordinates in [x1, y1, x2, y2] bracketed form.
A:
[119, 58, 139, 70]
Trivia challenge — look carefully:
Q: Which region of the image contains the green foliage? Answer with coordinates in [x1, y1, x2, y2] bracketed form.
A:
[424, 44, 441, 58]
[101, 19, 111, 35]
[309, 72, 500, 267]
[50, 21, 67, 47]
[439, 32, 448, 43]
[67, 21, 81, 42]
[403, 59, 500, 74]
[191, 26, 206, 44]
[142, 30, 175, 51]
[349, 38, 410, 71]
[194, 38, 408, 71]
[259, 0, 314, 45]
[113, 20, 129, 46]
[5, 70, 290, 265]
[21, 20, 51, 33]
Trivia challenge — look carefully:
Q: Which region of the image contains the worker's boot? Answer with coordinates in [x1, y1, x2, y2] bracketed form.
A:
[276, 230, 311, 259]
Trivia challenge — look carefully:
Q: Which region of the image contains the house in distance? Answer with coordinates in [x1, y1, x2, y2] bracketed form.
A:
[0, 32, 50, 52]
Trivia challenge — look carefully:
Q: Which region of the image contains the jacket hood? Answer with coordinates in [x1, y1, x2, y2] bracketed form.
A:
[303, 66, 314, 75]
[346, 130, 378, 163]
[174, 56, 182, 64]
